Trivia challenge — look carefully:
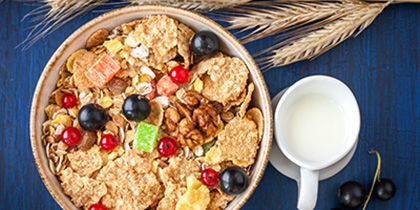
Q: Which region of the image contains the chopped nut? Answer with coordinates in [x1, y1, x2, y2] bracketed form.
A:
[77, 131, 96, 151]
[175, 101, 193, 122]
[107, 77, 127, 94]
[165, 107, 181, 123]
[220, 112, 234, 122]
[86, 29, 109, 49]
[178, 118, 194, 136]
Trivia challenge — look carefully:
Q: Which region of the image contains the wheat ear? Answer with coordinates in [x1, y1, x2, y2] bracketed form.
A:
[124, 0, 251, 11]
[224, 1, 371, 44]
[18, 0, 108, 50]
[260, 1, 389, 70]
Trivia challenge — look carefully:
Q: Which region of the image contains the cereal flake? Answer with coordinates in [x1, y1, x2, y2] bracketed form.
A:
[97, 149, 162, 210]
[67, 145, 103, 177]
[161, 157, 200, 187]
[60, 168, 107, 209]
[199, 54, 249, 105]
[73, 51, 98, 89]
[157, 183, 187, 210]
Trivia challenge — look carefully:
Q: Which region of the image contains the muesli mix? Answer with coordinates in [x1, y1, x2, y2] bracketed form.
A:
[41, 15, 264, 210]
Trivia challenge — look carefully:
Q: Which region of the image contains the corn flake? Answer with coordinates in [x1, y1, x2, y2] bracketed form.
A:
[175, 175, 210, 210]
[51, 115, 72, 127]
[204, 145, 223, 165]
[193, 77, 204, 93]
[103, 39, 123, 54]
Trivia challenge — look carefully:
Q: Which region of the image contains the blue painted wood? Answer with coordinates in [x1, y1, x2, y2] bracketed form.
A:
[0, 1, 419, 209]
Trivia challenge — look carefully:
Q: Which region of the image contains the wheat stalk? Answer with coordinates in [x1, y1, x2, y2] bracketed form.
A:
[19, 0, 250, 49]
[258, 1, 389, 70]
[123, 0, 251, 11]
[18, 0, 108, 50]
[225, 1, 371, 44]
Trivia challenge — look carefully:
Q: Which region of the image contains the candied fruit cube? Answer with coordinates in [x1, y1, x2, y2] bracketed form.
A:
[85, 54, 121, 87]
[157, 75, 178, 96]
[134, 122, 158, 153]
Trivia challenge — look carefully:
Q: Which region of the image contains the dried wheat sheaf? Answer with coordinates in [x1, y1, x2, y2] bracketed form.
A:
[19, 0, 418, 69]
[224, 0, 393, 69]
[18, 0, 110, 49]
[18, 0, 250, 49]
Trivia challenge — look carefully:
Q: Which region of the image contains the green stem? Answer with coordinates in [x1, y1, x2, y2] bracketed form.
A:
[362, 150, 381, 210]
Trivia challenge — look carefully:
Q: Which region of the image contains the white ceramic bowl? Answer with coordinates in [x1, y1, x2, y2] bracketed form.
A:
[30, 5, 273, 210]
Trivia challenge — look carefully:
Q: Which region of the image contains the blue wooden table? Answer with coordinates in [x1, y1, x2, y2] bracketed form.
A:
[1, 1, 419, 209]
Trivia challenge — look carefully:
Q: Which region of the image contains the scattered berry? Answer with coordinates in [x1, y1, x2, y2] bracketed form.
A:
[169, 66, 189, 84]
[78, 104, 107, 131]
[100, 134, 118, 151]
[89, 203, 107, 210]
[219, 166, 249, 196]
[373, 178, 396, 201]
[62, 93, 77, 108]
[338, 181, 366, 209]
[157, 137, 178, 157]
[201, 168, 219, 186]
[61, 127, 81, 146]
[191, 31, 219, 58]
[122, 94, 151, 121]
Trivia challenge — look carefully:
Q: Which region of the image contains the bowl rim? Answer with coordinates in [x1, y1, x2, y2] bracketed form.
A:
[30, 5, 273, 210]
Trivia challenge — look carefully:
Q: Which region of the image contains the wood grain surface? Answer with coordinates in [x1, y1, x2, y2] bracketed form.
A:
[0, 1, 419, 209]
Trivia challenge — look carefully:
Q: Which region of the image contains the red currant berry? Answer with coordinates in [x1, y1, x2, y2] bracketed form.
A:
[62, 93, 77, 108]
[89, 203, 107, 210]
[100, 134, 118, 151]
[157, 137, 178, 157]
[169, 66, 189, 84]
[61, 127, 81, 146]
[201, 168, 219, 186]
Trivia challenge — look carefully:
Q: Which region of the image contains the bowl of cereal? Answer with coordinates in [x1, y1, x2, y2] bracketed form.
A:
[30, 5, 273, 210]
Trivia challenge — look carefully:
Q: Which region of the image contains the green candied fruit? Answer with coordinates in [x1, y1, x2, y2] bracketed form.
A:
[134, 122, 158, 153]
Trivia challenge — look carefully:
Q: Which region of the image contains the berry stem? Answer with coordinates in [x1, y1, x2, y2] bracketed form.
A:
[362, 150, 381, 210]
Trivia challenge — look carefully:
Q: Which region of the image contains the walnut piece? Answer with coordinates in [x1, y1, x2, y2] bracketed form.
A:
[164, 90, 219, 149]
